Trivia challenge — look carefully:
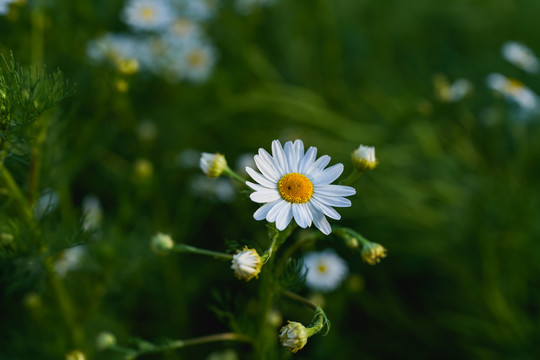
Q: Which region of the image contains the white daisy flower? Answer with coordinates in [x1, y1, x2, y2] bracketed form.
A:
[122, 0, 176, 32]
[181, 40, 217, 83]
[303, 249, 348, 292]
[486, 73, 539, 112]
[501, 41, 539, 73]
[246, 139, 355, 235]
[175, 0, 220, 21]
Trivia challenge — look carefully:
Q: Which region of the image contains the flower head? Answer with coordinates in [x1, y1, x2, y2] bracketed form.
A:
[151, 233, 175, 254]
[55, 246, 86, 277]
[361, 242, 387, 265]
[502, 41, 539, 73]
[122, 0, 176, 32]
[0, 0, 15, 15]
[246, 140, 356, 235]
[279, 321, 308, 353]
[303, 249, 348, 292]
[200, 152, 227, 178]
[231, 247, 262, 281]
[351, 145, 377, 171]
[486, 73, 539, 112]
[96, 332, 117, 350]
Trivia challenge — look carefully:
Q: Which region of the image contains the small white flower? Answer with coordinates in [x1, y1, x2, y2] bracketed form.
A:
[181, 41, 217, 83]
[231, 247, 262, 281]
[502, 41, 539, 73]
[122, 0, 176, 31]
[246, 139, 356, 235]
[82, 195, 102, 232]
[351, 145, 377, 171]
[55, 246, 86, 277]
[34, 189, 59, 219]
[177, 0, 220, 21]
[303, 249, 348, 292]
[486, 73, 539, 112]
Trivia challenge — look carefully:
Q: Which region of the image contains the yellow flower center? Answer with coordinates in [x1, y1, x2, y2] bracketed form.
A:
[141, 7, 155, 20]
[317, 264, 327, 273]
[188, 51, 205, 67]
[278, 173, 314, 204]
[505, 78, 524, 94]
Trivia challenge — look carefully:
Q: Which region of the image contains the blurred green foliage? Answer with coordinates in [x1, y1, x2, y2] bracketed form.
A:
[1, 0, 540, 359]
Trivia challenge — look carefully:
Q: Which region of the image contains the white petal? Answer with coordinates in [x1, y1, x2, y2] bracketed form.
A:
[254, 153, 280, 182]
[311, 163, 344, 186]
[246, 181, 269, 191]
[246, 167, 276, 188]
[309, 203, 332, 235]
[305, 155, 331, 178]
[275, 202, 293, 230]
[310, 197, 341, 220]
[284, 141, 296, 173]
[267, 199, 288, 222]
[292, 140, 304, 172]
[250, 189, 281, 203]
[298, 146, 317, 174]
[253, 200, 281, 220]
[315, 185, 356, 197]
[292, 203, 310, 228]
[272, 140, 289, 174]
[313, 194, 351, 207]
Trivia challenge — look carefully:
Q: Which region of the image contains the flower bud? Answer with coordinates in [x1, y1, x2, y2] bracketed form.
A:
[65, 350, 86, 360]
[200, 152, 227, 178]
[279, 321, 308, 353]
[96, 331, 117, 350]
[151, 233, 174, 255]
[361, 242, 387, 265]
[231, 247, 262, 281]
[351, 145, 377, 172]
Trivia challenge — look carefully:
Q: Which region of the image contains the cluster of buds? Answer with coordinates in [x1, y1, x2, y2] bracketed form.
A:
[361, 242, 387, 265]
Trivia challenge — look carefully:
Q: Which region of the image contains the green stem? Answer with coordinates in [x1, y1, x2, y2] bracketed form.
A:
[0, 165, 33, 224]
[340, 168, 363, 186]
[281, 290, 328, 337]
[333, 226, 371, 246]
[223, 166, 248, 186]
[281, 289, 318, 311]
[117, 333, 251, 359]
[172, 244, 233, 260]
[261, 224, 295, 263]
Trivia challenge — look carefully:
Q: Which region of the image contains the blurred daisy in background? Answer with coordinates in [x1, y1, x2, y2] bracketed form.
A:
[303, 249, 348, 292]
[122, 0, 177, 32]
[433, 74, 473, 103]
[501, 41, 539, 73]
[81, 195, 103, 232]
[486, 73, 539, 114]
[0, 0, 16, 15]
[190, 175, 236, 202]
[54, 246, 87, 277]
[174, 0, 220, 21]
[246, 139, 356, 235]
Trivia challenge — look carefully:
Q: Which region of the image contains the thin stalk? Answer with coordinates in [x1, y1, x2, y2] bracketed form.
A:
[340, 168, 363, 186]
[223, 166, 248, 186]
[172, 244, 233, 260]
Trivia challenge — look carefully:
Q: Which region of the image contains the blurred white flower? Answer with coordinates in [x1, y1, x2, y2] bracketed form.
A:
[87, 33, 153, 68]
[176, 148, 200, 168]
[55, 246, 86, 277]
[235, 153, 256, 175]
[190, 175, 236, 202]
[303, 249, 348, 292]
[501, 41, 539, 73]
[200, 152, 227, 177]
[82, 195, 103, 232]
[34, 189, 59, 219]
[0, 0, 15, 15]
[122, 0, 177, 31]
[486, 73, 539, 113]
[175, 0, 220, 21]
